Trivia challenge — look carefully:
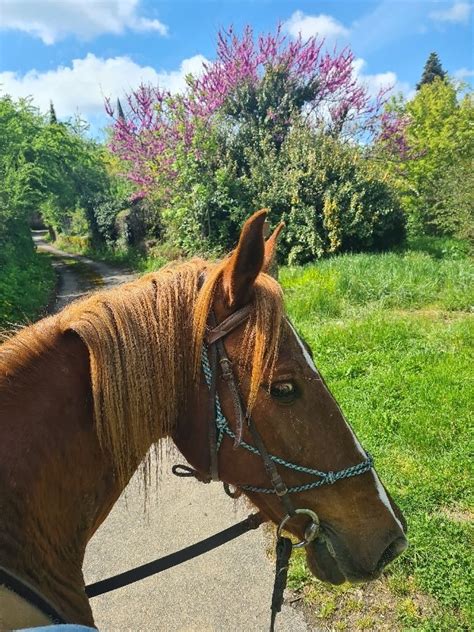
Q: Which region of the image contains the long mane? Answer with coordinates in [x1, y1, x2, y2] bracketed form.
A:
[0, 258, 284, 486]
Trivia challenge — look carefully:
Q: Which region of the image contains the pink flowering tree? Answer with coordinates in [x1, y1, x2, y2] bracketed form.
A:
[105, 25, 406, 260]
[106, 26, 391, 197]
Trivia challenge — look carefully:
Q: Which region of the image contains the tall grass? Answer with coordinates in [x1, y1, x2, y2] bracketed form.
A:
[281, 250, 473, 321]
[282, 247, 473, 631]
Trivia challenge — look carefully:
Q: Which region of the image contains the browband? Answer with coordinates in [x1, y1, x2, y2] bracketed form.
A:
[205, 305, 252, 345]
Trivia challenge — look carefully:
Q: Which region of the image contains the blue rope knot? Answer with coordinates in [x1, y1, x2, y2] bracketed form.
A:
[326, 471, 336, 485]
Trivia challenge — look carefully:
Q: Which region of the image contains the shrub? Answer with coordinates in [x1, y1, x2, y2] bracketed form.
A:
[107, 25, 405, 262]
[161, 125, 405, 264]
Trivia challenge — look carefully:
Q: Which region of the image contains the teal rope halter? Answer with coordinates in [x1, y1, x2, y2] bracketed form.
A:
[201, 346, 374, 495]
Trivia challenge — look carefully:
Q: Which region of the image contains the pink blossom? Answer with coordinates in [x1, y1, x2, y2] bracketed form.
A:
[105, 25, 393, 198]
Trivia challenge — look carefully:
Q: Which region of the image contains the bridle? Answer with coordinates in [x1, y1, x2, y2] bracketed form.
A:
[175, 301, 374, 630]
[185, 304, 374, 539]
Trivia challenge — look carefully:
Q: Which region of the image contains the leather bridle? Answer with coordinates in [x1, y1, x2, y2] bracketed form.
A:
[175, 300, 374, 631]
[177, 303, 373, 547]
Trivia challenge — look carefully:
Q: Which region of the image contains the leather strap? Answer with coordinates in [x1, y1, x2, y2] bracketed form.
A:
[86, 513, 264, 598]
[247, 419, 295, 517]
[206, 305, 252, 345]
[206, 313, 220, 481]
[214, 336, 246, 448]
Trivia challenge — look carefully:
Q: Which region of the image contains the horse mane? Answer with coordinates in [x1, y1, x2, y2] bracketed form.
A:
[0, 258, 284, 487]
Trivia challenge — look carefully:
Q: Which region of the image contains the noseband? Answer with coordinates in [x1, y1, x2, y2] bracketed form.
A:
[177, 303, 374, 547]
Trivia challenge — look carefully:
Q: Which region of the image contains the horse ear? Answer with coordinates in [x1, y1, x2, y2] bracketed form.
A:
[222, 209, 267, 308]
[263, 221, 284, 275]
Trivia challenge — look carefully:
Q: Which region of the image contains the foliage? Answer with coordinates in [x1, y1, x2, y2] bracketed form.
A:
[379, 78, 473, 239]
[107, 26, 389, 196]
[0, 96, 55, 323]
[282, 242, 473, 630]
[106, 25, 405, 262]
[416, 52, 447, 90]
[0, 95, 46, 228]
[0, 93, 127, 325]
[430, 160, 474, 244]
[161, 120, 405, 262]
[275, 129, 405, 262]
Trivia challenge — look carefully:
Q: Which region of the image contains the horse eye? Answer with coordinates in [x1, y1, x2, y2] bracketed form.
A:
[270, 381, 297, 403]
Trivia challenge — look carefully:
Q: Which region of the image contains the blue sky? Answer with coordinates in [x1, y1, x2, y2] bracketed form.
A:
[0, 1, 472, 136]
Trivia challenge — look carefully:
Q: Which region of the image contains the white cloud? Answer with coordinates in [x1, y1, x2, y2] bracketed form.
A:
[454, 67, 474, 79]
[283, 10, 349, 42]
[0, 53, 208, 119]
[430, 2, 472, 24]
[353, 58, 414, 100]
[0, 0, 168, 45]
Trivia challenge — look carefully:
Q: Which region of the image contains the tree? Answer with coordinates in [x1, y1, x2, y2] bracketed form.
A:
[381, 78, 473, 236]
[106, 25, 391, 200]
[416, 52, 446, 90]
[0, 93, 119, 246]
[116, 98, 125, 121]
[49, 100, 58, 124]
[105, 26, 407, 261]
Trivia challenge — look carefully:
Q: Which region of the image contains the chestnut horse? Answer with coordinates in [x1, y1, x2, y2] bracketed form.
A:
[0, 210, 407, 629]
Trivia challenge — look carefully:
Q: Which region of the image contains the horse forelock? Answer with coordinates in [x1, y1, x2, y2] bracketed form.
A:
[0, 258, 284, 488]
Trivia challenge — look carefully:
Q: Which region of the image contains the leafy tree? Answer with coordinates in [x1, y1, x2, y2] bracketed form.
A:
[383, 78, 473, 236]
[106, 25, 405, 261]
[0, 93, 121, 246]
[106, 25, 391, 200]
[0, 96, 54, 325]
[416, 52, 446, 90]
[0, 95, 47, 228]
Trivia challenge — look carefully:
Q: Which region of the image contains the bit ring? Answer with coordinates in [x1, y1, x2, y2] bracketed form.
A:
[277, 508, 320, 549]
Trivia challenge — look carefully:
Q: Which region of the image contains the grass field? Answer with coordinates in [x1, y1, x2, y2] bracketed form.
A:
[280, 243, 473, 631]
[0, 251, 56, 329]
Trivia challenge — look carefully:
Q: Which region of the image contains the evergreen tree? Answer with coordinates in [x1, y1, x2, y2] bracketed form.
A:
[116, 98, 125, 121]
[417, 52, 446, 90]
[49, 100, 58, 124]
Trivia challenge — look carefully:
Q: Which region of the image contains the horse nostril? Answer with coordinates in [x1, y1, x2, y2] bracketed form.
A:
[379, 536, 408, 569]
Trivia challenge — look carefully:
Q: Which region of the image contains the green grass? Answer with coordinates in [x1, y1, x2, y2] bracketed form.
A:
[281, 248, 473, 630]
[53, 234, 151, 270]
[0, 251, 56, 328]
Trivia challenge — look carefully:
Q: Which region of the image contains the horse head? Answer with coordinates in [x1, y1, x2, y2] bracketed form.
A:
[175, 209, 407, 585]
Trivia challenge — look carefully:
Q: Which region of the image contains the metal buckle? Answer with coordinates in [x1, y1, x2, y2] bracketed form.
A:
[277, 508, 320, 549]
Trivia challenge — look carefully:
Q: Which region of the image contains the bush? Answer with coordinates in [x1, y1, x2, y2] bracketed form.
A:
[278, 130, 406, 263]
[0, 219, 55, 327]
[163, 126, 405, 264]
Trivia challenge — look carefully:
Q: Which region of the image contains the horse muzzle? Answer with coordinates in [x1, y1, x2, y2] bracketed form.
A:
[305, 526, 408, 585]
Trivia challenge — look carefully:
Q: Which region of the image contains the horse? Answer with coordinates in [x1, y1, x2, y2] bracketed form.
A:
[0, 210, 407, 629]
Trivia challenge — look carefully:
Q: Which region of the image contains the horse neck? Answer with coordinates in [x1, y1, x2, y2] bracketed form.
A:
[0, 324, 125, 625]
[0, 267, 203, 625]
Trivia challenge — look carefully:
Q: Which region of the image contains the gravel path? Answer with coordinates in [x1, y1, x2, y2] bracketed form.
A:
[36, 234, 313, 632]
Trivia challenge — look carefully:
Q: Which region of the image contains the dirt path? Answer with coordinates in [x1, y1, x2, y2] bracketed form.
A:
[37, 234, 313, 632]
[33, 232, 136, 311]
